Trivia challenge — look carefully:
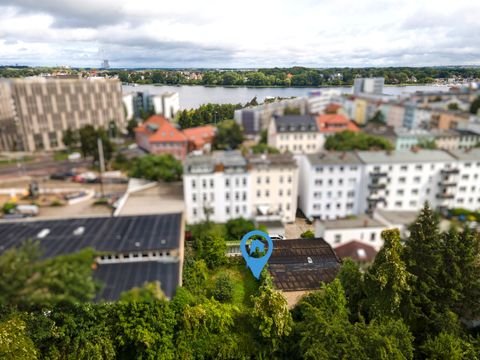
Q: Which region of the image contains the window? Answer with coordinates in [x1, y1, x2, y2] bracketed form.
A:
[399, 177, 406, 184]
[266, 177, 270, 184]
[256, 190, 260, 197]
[235, 178, 239, 186]
[192, 194, 196, 202]
[340, 166, 344, 172]
[326, 204, 331, 210]
[397, 189, 404, 195]
[225, 179, 230, 187]
[462, 175, 469, 180]
[316, 166, 323, 173]
[336, 203, 341, 209]
[328, 179, 333, 185]
[280, 176, 284, 183]
[415, 165, 422, 170]
[315, 179, 323, 185]
[235, 192, 239, 200]
[339, 179, 343, 185]
[414, 176, 421, 183]
[226, 193, 230, 200]
[373, 166, 380, 172]
[409, 200, 416, 206]
[347, 203, 354, 209]
[265, 190, 270, 197]
[370, 233, 376, 241]
[243, 178, 247, 186]
[350, 166, 358, 171]
[459, 186, 466, 192]
[210, 179, 214, 188]
[287, 189, 291, 196]
[235, 206, 239, 214]
[286, 203, 290, 210]
[395, 201, 402, 207]
[226, 207, 230, 214]
[202, 179, 206, 188]
[337, 191, 342, 197]
[279, 190, 283, 196]
[257, 177, 261, 184]
[288, 176, 292, 183]
[334, 234, 342, 243]
[203, 193, 207, 201]
[193, 208, 197, 216]
[347, 191, 355, 198]
[314, 192, 321, 198]
[191, 180, 196, 189]
[242, 192, 247, 201]
[400, 165, 408, 171]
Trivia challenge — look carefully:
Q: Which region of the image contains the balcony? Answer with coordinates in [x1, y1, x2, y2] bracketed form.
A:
[441, 168, 460, 175]
[370, 171, 388, 179]
[367, 196, 386, 204]
[438, 181, 457, 188]
[436, 193, 455, 200]
[368, 183, 387, 190]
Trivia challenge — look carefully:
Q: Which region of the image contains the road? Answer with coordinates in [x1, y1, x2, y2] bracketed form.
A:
[0, 159, 92, 179]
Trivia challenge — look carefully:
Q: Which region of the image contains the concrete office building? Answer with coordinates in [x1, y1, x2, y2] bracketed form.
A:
[0, 77, 125, 151]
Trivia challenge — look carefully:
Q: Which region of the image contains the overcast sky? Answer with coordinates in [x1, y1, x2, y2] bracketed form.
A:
[0, 0, 479, 68]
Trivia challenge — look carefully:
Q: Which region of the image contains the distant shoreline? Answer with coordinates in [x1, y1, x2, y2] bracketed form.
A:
[128, 83, 442, 89]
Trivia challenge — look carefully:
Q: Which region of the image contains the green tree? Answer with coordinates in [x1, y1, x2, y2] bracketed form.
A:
[120, 281, 167, 303]
[338, 258, 366, 322]
[225, 218, 256, 241]
[212, 274, 234, 303]
[325, 131, 394, 151]
[250, 143, 280, 154]
[418, 139, 437, 149]
[182, 258, 209, 296]
[300, 230, 315, 238]
[128, 154, 182, 182]
[470, 96, 480, 115]
[364, 229, 411, 320]
[126, 119, 138, 138]
[421, 332, 478, 360]
[251, 276, 292, 356]
[0, 315, 37, 360]
[213, 120, 244, 150]
[62, 128, 79, 150]
[368, 110, 385, 124]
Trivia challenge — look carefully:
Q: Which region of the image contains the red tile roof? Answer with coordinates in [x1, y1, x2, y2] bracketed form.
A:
[135, 115, 187, 143]
[183, 125, 216, 149]
[316, 114, 360, 134]
[325, 103, 342, 114]
[334, 240, 377, 263]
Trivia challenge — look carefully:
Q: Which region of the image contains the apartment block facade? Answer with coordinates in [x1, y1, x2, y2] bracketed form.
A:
[183, 151, 298, 225]
[0, 77, 125, 151]
[298, 149, 480, 220]
[268, 115, 321, 154]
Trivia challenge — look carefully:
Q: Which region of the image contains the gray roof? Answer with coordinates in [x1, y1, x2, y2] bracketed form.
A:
[274, 115, 318, 133]
[212, 150, 246, 167]
[376, 210, 419, 226]
[184, 154, 215, 174]
[356, 150, 456, 164]
[319, 214, 384, 230]
[305, 152, 363, 166]
[447, 148, 480, 161]
[247, 153, 297, 168]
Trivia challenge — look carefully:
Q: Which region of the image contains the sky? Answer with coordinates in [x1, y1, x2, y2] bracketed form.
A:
[0, 0, 479, 68]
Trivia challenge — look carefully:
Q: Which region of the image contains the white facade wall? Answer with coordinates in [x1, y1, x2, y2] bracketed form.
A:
[453, 160, 480, 210]
[122, 93, 135, 120]
[162, 93, 180, 119]
[184, 171, 250, 224]
[268, 121, 322, 154]
[315, 224, 385, 251]
[249, 166, 298, 223]
[298, 157, 364, 220]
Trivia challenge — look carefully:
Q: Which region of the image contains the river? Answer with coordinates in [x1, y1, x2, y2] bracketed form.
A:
[122, 84, 451, 110]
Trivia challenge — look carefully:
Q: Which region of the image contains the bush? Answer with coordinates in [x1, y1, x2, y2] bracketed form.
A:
[2, 202, 16, 214]
[212, 274, 234, 302]
[300, 230, 315, 238]
[128, 154, 182, 182]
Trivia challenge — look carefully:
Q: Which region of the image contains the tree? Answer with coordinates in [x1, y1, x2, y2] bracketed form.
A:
[128, 154, 182, 182]
[62, 128, 79, 150]
[300, 230, 315, 238]
[213, 120, 244, 150]
[0, 316, 37, 360]
[182, 258, 209, 296]
[324, 131, 394, 151]
[126, 119, 138, 138]
[448, 103, 460, 111]
[338, 258, 366, 322]
[364, 229, 411, 320]
[250, 143, 280, 154]
[225, 218, 256, 241]
[120, 281, 167, 303]
[78, 125, 114, 162]
[368, 110, 385, 124]
[421, 332, 478, 360]
[251, 276, 292, 356]
[212, 274, 234, 302]
[418, 139, 437, 149]
[470, 96, 480, 115]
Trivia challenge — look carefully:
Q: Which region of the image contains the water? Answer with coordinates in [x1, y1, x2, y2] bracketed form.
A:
[122, 84, 451, 110]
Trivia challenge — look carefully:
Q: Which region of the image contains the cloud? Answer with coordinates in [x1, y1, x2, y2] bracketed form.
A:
[0, 0, 479, 67]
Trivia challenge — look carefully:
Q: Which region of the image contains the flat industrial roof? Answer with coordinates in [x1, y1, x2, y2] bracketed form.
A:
[0, 213, 182, 258]
[319, 214, 384, 230]
[305, 152, 363, 166]
[95, 261, 180, 300]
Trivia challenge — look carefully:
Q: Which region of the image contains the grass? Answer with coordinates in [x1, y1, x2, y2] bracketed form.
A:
[53, 151, 69, 162]
[206, 264, 259, 309]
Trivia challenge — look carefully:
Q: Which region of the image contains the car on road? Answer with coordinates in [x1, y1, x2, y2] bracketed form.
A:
[269, 234, 286, 241]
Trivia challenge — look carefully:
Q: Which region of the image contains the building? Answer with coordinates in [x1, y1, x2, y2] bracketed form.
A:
[353, 97, 368, 125]
[316, 113, 360, 148]
[0, 77, 125, 151]
[0, 213, 184, 300]
[122, 93, 135, 121]
[0, 81, 16, 150]
[151, 92, 180, 119]
[268, 238, 341, 307]
[298, 149, 480, 218]
[334, 241, 378, 264]
[183, 151, 298, 225]
[268, 115, 320, 154]
[387, 103, 406, 128]
[306, 90, 341, 114]
[135, 115, 188, 160]
[247, 153, 298, 223]
[430, 110, 470, 130]
[353, 77, 384, 95]
[298, 152, 364, 220]
[182, 125, 216, 153]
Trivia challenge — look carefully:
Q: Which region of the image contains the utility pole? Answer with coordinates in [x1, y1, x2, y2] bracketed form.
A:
[97, 137, 105, 198]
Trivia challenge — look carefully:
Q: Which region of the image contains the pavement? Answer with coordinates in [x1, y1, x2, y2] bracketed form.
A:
[285, 213, 314, 239]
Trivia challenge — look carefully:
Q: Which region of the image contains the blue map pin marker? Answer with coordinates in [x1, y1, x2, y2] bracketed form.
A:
[240, 230, 273, 279]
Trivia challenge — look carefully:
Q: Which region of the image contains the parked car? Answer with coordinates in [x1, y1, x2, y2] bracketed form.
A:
[269, 234, 286, 241]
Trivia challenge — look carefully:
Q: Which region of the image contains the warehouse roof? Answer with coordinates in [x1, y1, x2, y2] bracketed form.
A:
[0, 213, 182, 258]
[269, 238, 341, 292]
[95, 261, 180, 300]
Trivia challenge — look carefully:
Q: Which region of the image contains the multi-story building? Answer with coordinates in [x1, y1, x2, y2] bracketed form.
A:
[151, 92, 180, 119]
[183, 151, 298, 225]
[0, 81, 16, 150]
[387, 103, 406, 128]
[0, 77, 125, 151]
[268, 115, 321, 154]
[298, 152, 364, 220]
[353, 77, 384, 95]
[306, 90, 341, 114]
[183, 151, 250, 224]
[430, 110, 470, 130]
[298, 149, 480, 220]
[247, 154, 298, 223]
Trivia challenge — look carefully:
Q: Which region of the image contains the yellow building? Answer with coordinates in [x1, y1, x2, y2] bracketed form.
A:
[353, 98, 368, 125]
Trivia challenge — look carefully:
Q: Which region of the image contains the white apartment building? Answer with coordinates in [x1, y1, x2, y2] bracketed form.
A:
[298, 149, 480, 220]
[247, 154, 298, 223]
[152, 92, 180, 119]
[268, 115, 321, 154]
[298, 152, 364, 220]
[306, 90, 341, 114]
[183, 151, 298, 225]
[353, 77, 384, 95]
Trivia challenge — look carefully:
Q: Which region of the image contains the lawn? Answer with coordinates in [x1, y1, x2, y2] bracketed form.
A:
[207, 263, 259, 309]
